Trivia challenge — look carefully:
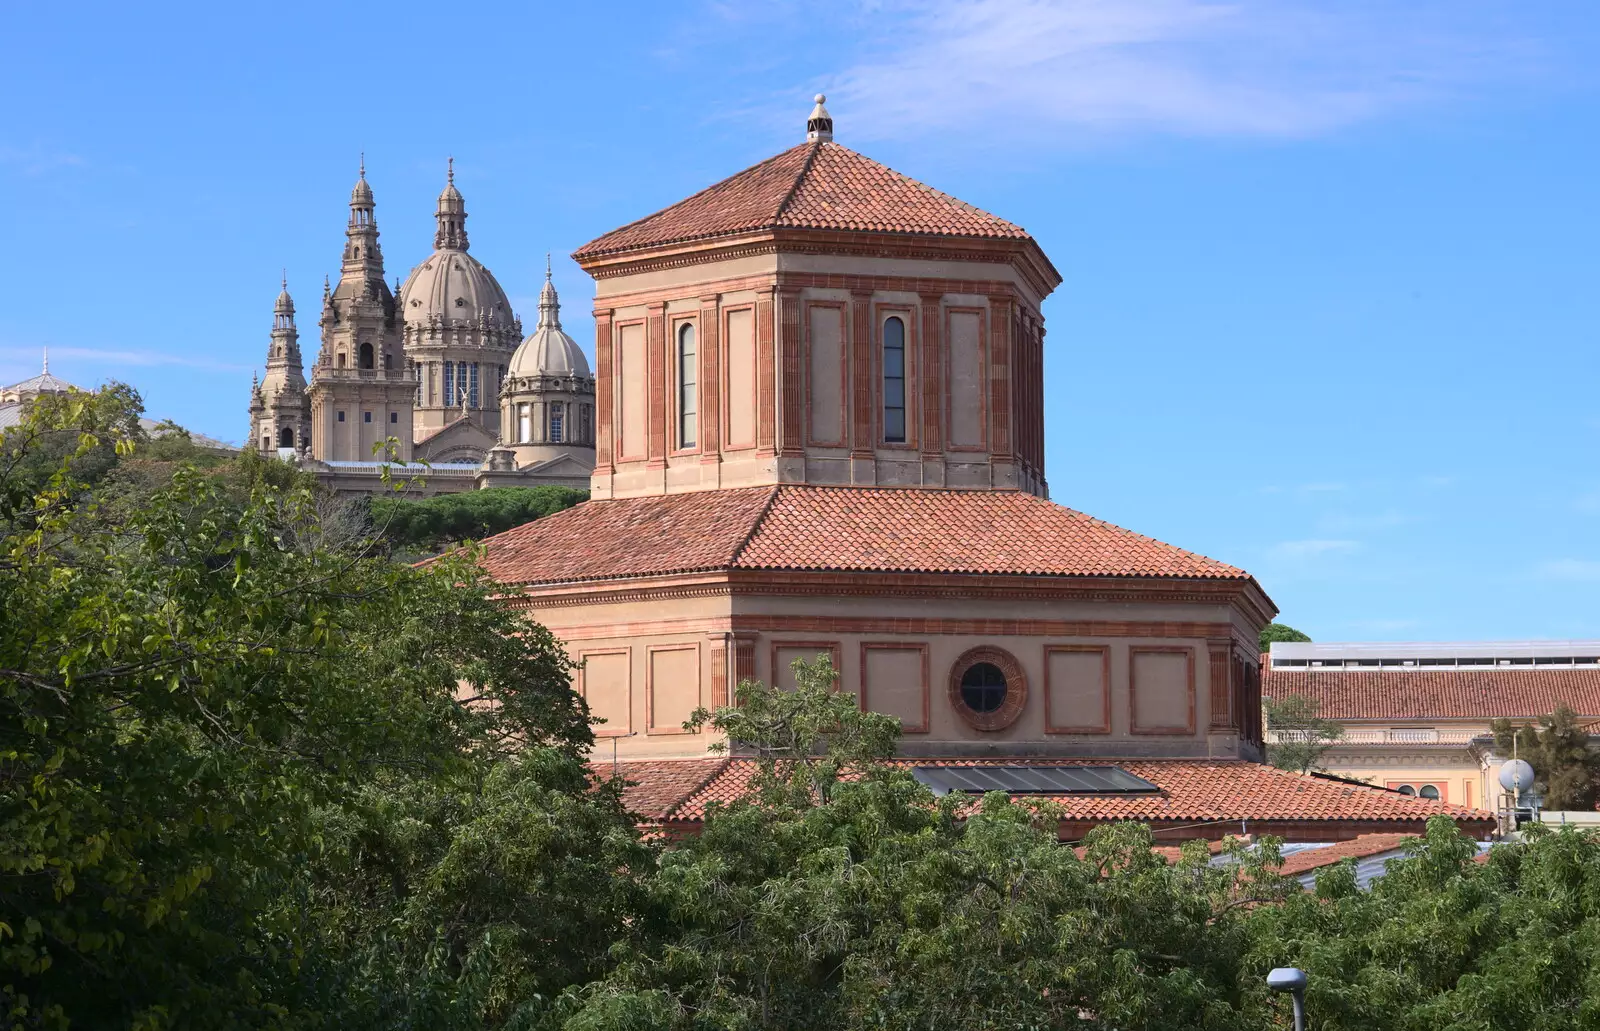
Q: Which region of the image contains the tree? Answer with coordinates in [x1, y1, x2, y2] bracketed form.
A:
[0, 387, 635, 1029]
[370, 485, 588, 557]
[1259, 622, 1311, 654]
[1493, 705, 1600, 811]
[1264, 694, 1344, 774]
[564, 659, 1290, 1031]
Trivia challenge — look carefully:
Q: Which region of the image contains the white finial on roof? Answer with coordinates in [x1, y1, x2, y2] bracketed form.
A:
[807, 93, 833, 143]
[41, 346, 48, 374]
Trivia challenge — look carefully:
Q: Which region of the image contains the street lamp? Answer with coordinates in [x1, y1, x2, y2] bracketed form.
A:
[1267, 967, 1307, 1031]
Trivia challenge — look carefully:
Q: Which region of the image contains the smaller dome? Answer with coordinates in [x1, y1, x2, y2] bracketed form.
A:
[275, 273, 294, 314]
[508, 265, 591, 378]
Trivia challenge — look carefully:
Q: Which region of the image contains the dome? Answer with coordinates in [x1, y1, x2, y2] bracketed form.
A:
[398, 249, 516, 330]
[397, 161, 516, 331]
[508, 268, 591, 378]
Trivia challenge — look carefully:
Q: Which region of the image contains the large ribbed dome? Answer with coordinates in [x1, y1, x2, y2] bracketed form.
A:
[398, 249, 516, 330]
[397, 161, 517, 332]
[508, 270, 590, 378]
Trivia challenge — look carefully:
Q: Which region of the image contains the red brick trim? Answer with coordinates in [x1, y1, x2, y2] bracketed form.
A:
[575, 647, 632, 738]
[645, 642, 701, 735]
[756, 289, 777, 457]
[860, 641, 931, 733]
[698, 297, 722, 463]
[708, 632, 729, 708]
[987, 296, 1012, 461]
[1043, 644, 1112, 734]
[919, 293, 943, 457]
[1208, 643, 1232, 730]
[949, 645, 1027, 731]
[769, 639, 843, 690]
[850, 291, 873, 458]
[732, 633, 758, 701]
[646, 303, 667, 469]
[593, 309, 615, 474]
[778, 288, 803, 457]
[1129, 646, 1197, 736]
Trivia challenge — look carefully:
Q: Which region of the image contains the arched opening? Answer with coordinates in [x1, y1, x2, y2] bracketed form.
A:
[1419, 785, 1440, 800]
[278, 427, 294, 448]
[337, 353, 347, 368]
[1396, 785, 1416, 796]
[359, 342, 375, 369]
[677, 322, 697, 448]
[883, 316, 906, 443]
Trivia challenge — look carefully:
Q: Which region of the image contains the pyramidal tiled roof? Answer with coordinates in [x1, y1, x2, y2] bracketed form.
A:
[574, 142, 1031, 260]
[476, 485, 1249, 587]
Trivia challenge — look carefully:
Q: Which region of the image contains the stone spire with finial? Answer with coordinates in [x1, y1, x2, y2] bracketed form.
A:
[806, 93, 833, 143]
[536, 252, 562, 330]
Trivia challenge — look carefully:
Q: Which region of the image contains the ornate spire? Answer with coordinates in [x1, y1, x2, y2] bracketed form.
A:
[434, 157, 468, 251]
[806, 93, 833, 143]
[536, 256, 561, 330]
[41, 346, 48, 375]
[344, 159, 384, 273]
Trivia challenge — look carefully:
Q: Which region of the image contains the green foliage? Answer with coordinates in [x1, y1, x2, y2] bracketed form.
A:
[1259, 622, 1311, 653]
[568, 664, 1292, 1031]
[1493, 705, 1600, 810]
[0, 387, 629, 1029]
[1264, 693, 1345, 773]
[371, 486, 587, 555]
[1243, 817, 1600, 1031]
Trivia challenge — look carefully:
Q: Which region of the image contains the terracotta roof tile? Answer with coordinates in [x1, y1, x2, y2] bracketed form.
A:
[1263, 667, 1600, 721]
[1275, 833, 1418, 877]
[594, 757, 731, 821]
[574, 142, 1030, 260]
[616, 757, 1491, 833]
[478, 486, 1249, 587]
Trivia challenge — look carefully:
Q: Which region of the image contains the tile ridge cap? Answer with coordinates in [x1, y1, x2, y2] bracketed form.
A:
[729, 485, 784, 568]
[773, 141, 824, 224]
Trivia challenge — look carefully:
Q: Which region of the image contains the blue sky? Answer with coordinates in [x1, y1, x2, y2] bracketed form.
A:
[2, 0, 1598, 641]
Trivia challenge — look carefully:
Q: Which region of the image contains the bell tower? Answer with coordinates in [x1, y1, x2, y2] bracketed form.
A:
[248, 274, 312, 454]
[306, 160, 416, 462]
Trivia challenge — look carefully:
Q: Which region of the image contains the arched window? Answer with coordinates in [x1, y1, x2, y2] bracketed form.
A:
[337, 353, 347, 368]
[518, 403, 532, 443]
[677, 323, 697, 448]
[1396, 785, 1416, 796]
[443, 363, 455, 407]
[882, 316, 906, 443]
[1419, 785, 1440, 800]
[550, 401, 565, 443]
[359, 342, 374, 369]
[278, 427, 294, 448]
[261, 435, 270, 451]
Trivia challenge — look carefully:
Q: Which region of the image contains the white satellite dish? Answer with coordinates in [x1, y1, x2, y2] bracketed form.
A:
[1498, 759, 1535, 794]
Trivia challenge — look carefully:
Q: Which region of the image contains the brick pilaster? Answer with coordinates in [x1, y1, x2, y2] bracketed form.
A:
[756, 289, 777, 457]
[698, 294, 721, 464]
[919, 293, 942, 457]
[850, 290, 874, 457]
[646, 302, 667, 468]
[593, 308, 614, 474]
[778, 288, 803, 457]
[987, 296, 1013, 461]
[1208, 643, 1232, 729]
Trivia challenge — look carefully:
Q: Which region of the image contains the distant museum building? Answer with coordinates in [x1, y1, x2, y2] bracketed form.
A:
[471, 98, 1490, 842]
[247, 161, 595, 494]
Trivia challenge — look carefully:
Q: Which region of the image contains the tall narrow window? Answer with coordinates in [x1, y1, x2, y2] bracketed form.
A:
[580, 403, 591, 443]
[677, 323, 697, 448]
[414, 362, 422, 404]
[469, 362, 480, 408]
[359, 342, 374, 369]
[550, 401, 565, 443]
[518, 403, 532, 443]
[883, 316, 906, 443]
[443, 363, 455, 408]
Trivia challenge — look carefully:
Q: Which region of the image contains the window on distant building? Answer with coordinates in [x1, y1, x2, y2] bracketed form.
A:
[580, 403, 591, 443]
[677, 322, 697, 448]
[960, 662, 1006, 714]
[518, 403, 532, 443]
[949, 647, 1026, 731]
[363, 411, 372, 424]
[337, 411, 345, 423]
[443, 362, 455, 406]
[359, 342, 374, 369]
[469, 362, 480, 408]
[389, 412, 398, 424]
[550, 401, 564, 443]
[278, 427, 293, 448]
[883, 316, 906, 443]
[1419, 785, 1441, 800]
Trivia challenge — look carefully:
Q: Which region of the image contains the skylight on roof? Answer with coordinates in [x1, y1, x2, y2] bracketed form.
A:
[910, 765, 1161, 797]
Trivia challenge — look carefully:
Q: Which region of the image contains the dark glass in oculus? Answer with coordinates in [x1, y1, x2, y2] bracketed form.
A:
[960, 661, 1007, 713]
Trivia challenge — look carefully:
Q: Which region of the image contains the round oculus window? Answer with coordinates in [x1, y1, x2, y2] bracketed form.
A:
[947, 646, 1027, 731]
[960, 661, 1008, 714]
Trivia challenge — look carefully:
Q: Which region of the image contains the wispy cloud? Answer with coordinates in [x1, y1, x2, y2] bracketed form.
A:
[0, 145, 85, 176]
[803, 0, 1541, 144]
[1269, 538, 1360, 560]
[0, 346, 249, 374]
[1533, 559, 1600, 582]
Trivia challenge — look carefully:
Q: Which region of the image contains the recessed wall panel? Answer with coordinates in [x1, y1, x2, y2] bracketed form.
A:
[808, 305, 846, 445]
[725, 308, 756, 449]
[947, 310, 984, 448]
[618, 321, 646, 460]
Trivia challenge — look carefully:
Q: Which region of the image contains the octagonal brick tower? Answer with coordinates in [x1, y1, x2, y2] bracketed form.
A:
[572, 94, 1057, 501]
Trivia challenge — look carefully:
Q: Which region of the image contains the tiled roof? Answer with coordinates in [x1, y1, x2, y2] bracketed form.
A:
[598, 757, 731, 820]
[1276, 833, 1416, 877]
[1263, 666, 1600, 720]
[478, 486, 1249, 587]
[574, 142, 1030, 260]
[611, 757, 1490, 832]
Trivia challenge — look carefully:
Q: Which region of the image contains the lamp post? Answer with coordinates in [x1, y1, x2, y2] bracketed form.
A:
[1267, 967, 1307, 1031]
